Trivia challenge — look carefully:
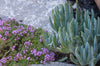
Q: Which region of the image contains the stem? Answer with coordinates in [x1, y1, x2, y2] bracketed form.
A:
[3, 50, 11, 57]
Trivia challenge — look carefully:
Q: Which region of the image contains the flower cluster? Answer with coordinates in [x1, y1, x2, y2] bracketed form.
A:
[0, 18, 55, 66]
[10, 46, 15, 51]
[21, 41, 55, 64]
[40, 35, 43, 42]
[0, 58, 7, 64]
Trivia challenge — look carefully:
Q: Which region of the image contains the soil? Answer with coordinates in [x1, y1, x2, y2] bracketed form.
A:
[55, 52, 75, 64]
[96, 60, 100, 66]
[67, 0, 100, 18]
[55, 51, 100, 66]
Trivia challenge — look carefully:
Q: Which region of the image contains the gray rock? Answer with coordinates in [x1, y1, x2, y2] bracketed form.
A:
[28, 62, 76, 66]
[0, 0, 66, 32]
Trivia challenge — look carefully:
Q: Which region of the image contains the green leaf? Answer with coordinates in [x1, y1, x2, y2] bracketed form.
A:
[58, 57, 68, 62]
[70, 54, 79, 65]
[49, 16, 55, 31]
[96, 53, 100, 63]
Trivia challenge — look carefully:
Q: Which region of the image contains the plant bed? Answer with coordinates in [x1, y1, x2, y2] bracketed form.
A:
[55, 52, 74, 64]
[0, 18, 76, 66]
[0, 18, 56, 66]
[1, 1, 100, 66]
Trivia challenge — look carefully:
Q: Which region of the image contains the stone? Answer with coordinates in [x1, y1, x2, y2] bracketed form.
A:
[0, 0, 66, 32]
[28, 62, 76, 66]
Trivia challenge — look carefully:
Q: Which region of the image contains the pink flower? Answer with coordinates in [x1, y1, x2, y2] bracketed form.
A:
[37, 51, 43, 56]
[13, 26, 18, 28]
[12, 30, 19, 35]
[6, 24, 10, 26]
[0, 58, 7, 64]
[11, 46, 15, 51]
[32, 29, 36, 32]
[36, 57, 38, 59]
[16, 53, 22, 58]
[23, 50, 28, 54]
[15, 36, 20, 41]
[40, 60, 45, 64]
[23, 31, 27, 34]
[50, 56, 55, 61]
[18, 32, 23, 36]
[39, 38, 43, 42]
[27, 57, 30, 60]
[2, 26, 6, 30]
[41, 48, 49, 54]
[4, 31, 9, 36]
[31, 49, 37, 56]
[0, 62, 2, 66]
[45, 29, 48, 32]
[27, 57, 32, 61]
[0, 34, 2, 38]
[40, 35, 43, 42]
[0, 20, 4, 26]
[7, 27, 11, 30]
[23, 56, 26, 59]
[2, 37, 7, 40]
[20, 25, 25, 30]
[7, 56, 12, 61]
[14, 57, 18, 61]
[27, 25, 33, 32]
[50, 52, 55, 57]
[0, 27, 2, 30]
[44, 54, 50, 61]
[24, 41, 32, 46]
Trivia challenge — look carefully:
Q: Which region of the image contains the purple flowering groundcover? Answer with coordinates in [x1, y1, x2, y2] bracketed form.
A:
[0, 18, 55, 66]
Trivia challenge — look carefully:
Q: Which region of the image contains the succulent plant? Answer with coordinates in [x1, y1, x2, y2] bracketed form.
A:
[70, 36, 100, 66]
[43, 31, 59, 52]
[49, 2, 74, 32]
[43, 19, 81, 53]
[58, 19, 82, 53]
[70, 42, 95, 66]
[81, 13, 100, 47]
[45, 0, 100, 65]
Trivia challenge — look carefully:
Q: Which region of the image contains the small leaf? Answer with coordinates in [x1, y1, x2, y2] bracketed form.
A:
[70, 54, 79, 65]
[58, 57, 68, 62]
[96, 53, 100, 63]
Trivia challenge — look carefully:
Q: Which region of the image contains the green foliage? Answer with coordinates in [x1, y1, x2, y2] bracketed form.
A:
[58, 57, 68, 62]
[49, 2, 73, 32]
[70, 42, 95, 66]
[58, 26, 79, 53]
[43, 31, 59, 52]
[43, 19, 81, 53]
[43, 0, 100, 66]
[0, 20, 43, 59]
[0, 19, 55, 66]
[70, 36, 100, 66]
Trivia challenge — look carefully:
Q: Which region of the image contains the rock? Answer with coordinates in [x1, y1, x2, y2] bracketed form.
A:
[0, 0, 66, 32]
[94, 0, 100, 9]
[28, 62, 76, 66]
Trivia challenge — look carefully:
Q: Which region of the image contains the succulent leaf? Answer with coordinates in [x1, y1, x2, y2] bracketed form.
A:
[70, 54, 79, 65]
